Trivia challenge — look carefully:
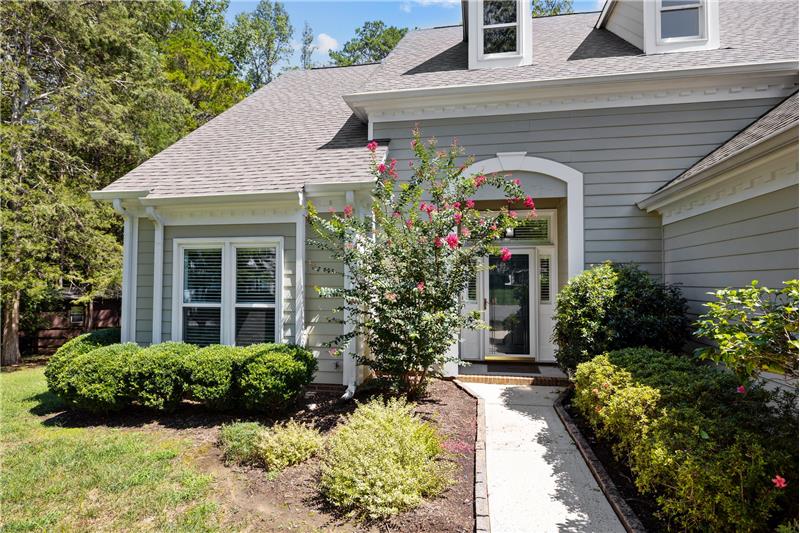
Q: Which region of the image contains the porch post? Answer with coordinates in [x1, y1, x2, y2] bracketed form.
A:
[342, 190, 358, 391]
[145, 207, 165, 345]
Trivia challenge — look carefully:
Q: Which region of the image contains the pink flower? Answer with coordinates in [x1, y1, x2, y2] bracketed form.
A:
[524, 196, 535, 209]
[453, 201, 461, 209]
[474, 175, 486, 187]
[343, 204, 353, 218]
[417, 281, 425, 292]
[385, 292, 397, 302]
[411, 139, 417, 148]
[425, 204, 436, 214]
[513, 178, 521, 186]
[773, 475, 787, 489]
[419, 202, 427, 211]
[736, 385, 747, 395]
[509, 210, 518, 219]
[434, 236, 443, 248]
[366, 140, 378, 152]
[389, 159, 397, 169]
[405, 219, 414, 229]
[499, 247, 512, 262]
[327, 207, 336, 213]
[454, 212, 463, 224]
[466, 199, 476, 209]
[328, 348, 338, 357]
[490, 224, 498, 231]
[446, 232, 460, 249]
[377, 163, 386, 173]
[393, 211, 402, 218]
[461, 227, 471, 238]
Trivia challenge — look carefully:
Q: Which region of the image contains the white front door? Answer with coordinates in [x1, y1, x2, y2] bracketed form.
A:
[459, 245, 558, 362]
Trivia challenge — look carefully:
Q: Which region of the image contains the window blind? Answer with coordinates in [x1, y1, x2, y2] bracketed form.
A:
[183, 307, 221, 346]
[183, 249, 222, 303]
[539, 256, 551, 303]
[236, 247, 276, 304]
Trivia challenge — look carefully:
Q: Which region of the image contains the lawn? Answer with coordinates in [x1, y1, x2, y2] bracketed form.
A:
[0, 367, 226, 532]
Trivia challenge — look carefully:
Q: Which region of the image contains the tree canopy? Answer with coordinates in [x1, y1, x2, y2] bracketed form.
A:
[532, 0, 574, 17]
[329, 21, 408, 66]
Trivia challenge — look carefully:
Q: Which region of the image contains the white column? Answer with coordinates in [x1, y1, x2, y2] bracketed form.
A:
[113, 199, 136, 343]
[342, 190, 357, 389]
[295, 193, 306, 346]
[146, 207, 164, 345]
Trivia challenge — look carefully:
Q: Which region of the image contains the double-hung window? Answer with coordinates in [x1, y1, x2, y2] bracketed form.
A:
[658, 0, 703, 40]
[481, 0, 518, 56]
[174, 237, 282, 347]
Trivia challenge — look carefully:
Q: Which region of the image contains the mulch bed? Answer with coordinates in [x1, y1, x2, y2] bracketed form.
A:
[38, 377, 477, 532]
[562, 394, 666, 532]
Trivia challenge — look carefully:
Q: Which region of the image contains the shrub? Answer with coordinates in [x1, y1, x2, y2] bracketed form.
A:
[60, 343, 141, 413]
[181, 345, 242, 410]
[256, 421, 323, 473]
[219, 422, 264, 465]
[694, 279, 799, 381]
[553, 262, 689, 373]
[237, 344, 315, 412]
[127, 342, 197, 410]
[320, 398, 453, 519]
[45, 328, 121, 397]
[574, 348, 798, 531]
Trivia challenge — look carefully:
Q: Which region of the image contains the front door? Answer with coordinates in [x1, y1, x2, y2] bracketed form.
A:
[484, 249, 536, 359]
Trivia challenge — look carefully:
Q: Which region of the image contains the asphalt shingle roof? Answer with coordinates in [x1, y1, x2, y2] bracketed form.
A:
[102, 64, 385, 198]
[660, 92, 799, 190]
[356, 0, 798, 94]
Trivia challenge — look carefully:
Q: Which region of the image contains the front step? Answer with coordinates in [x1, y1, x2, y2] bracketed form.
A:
[456, 374, 571, 386]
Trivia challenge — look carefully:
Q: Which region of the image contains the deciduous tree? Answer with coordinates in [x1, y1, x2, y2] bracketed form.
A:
[229, 0, 293, 90]
[329, 21, 407, 67]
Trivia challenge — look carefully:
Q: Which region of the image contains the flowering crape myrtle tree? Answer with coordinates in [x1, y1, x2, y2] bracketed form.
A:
[307, 129, 534, 397]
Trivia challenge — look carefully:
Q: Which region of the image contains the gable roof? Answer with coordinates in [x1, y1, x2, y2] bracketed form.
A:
[100, 64, 385, 199]
[657, 92, 799, 192]
[354, 1, 797, 94]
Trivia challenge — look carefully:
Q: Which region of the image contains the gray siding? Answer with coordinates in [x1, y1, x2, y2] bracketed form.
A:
[374, 98, 784, 277]
[664, 186, 799, 318]
[135, 219, 155, 345]
[305, 221, 345, 384]
[606, 0, 644, 50]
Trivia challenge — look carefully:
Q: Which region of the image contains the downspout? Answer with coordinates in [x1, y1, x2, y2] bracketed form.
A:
[112, 199, 135, 343]
[295, 191, 306, 346]
[341, 190, 358, 400]
[145, 207, 165, 345]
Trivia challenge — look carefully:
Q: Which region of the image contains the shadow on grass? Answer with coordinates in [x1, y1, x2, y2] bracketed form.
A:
[26, 391, 65, 416]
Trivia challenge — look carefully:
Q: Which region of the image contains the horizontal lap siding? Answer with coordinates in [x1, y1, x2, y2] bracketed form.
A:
[664, 186, 799, 318]
[373, 98, 783, 278]
[136, 219, 155, 344]
[606, 0, 644, 49]
[305, 222, 345, 384]
[161, 223, 297, 347]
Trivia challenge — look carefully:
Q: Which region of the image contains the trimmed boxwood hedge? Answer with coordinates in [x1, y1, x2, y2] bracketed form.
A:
[45, 328, 121, 397]
[45, 340, 316, 414]
[574, 348, 798, 531]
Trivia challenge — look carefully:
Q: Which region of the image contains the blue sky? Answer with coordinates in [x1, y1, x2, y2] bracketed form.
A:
[224, 0, 603, 68]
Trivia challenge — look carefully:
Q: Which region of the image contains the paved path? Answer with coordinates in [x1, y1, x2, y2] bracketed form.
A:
[461, 383, 625, 533]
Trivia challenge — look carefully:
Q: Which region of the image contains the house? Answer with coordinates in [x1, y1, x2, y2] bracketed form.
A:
[92, 0, 799, 388]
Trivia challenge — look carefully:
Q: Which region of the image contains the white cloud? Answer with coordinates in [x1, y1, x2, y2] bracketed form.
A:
[400, 2, 412, 13]
[401, 0, 459, 11]
[316, 33, 339, 54]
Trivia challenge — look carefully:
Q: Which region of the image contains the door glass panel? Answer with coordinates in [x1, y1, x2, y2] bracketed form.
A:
[487, 254, 530, 355]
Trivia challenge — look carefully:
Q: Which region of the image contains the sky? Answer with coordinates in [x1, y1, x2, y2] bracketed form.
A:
[224, 0, 603, 68]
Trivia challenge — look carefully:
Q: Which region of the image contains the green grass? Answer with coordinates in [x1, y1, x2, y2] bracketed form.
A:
[0, 367, 225, 532]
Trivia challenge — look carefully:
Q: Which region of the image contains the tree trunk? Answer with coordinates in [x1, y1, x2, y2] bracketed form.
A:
[2, 292, 21, 366]
[86, 300, 94, 332]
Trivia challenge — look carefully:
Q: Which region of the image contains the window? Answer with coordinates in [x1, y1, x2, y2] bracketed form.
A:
[174, 238, 282, 347]
[659, 0, 702, 39]
[539, 256, 551, 304]
[482, 0, 518, 55]
[505, 218, 550, 242]
[69, 305, 85, 326]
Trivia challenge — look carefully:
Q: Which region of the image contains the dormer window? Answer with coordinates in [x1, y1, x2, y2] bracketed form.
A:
[467, 0, 532, 70]
[482, 1, 518, 55]
[659, 0, 702, 40]
[642, 0, 719, 54]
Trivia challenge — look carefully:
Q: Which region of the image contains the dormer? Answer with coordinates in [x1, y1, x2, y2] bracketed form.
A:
[598, 0, 719, 55]
[465, 0, 533, 70]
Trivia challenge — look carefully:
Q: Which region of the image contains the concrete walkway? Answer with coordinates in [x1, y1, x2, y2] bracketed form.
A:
[461, 383, 625, 533]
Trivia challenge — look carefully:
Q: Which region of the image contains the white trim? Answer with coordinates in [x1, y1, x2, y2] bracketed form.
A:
[462, 153, 585, 278]
[345, 62, 796, 124]
[145, 207, 165, 344]
[112, 200, 137, 343]
[641, 142, 799, 224]
[342, 190, 357, 387]
[171, 237, 285, 346]
[295, 192, 306, 345]
[644, 0, 719, 54]
[468, 0, 532, 70]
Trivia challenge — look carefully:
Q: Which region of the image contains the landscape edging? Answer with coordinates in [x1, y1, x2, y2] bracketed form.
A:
[453, 379, 490, 533]
[554, 387, 648, 533]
